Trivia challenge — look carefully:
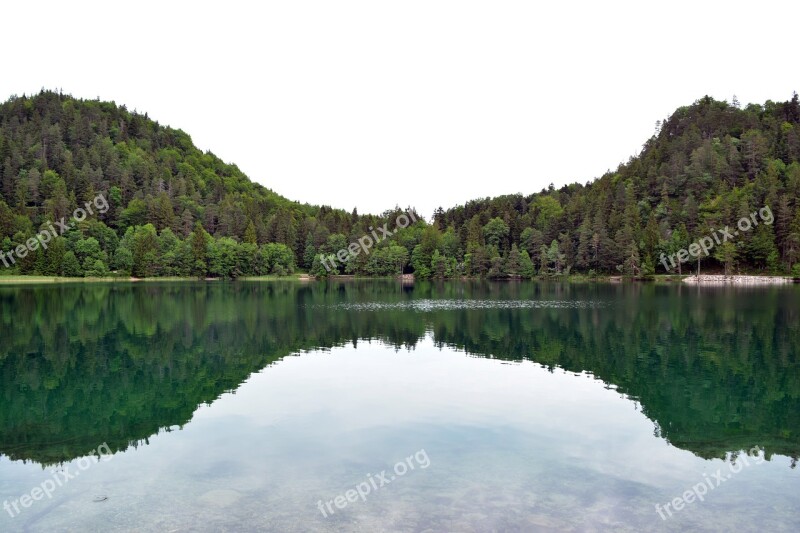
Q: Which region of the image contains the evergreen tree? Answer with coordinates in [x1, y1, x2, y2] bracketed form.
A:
[504, 244, 522, 277]
[190, 222, 210, 278]
[519, 250, 535, 278]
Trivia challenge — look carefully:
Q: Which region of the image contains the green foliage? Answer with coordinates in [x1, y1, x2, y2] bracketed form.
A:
[84, 259, 110, 278]
[487, 255, 504, 279]
[260, 243, 296, 276]
[209, 237, 242, 279]
[431, 249, 446, 279]
[132, 224, 159, 277]
[38, 238, 67, 276]
[482, 218, 509, 250]
[519, 249, 535, 278]
[119, 198, 148, 228]
[714, 241, 738, 275]
[302, 232, 317, 270]
[113, 251, 133, 275]
[411, 245, 432, 279]
[366, 245, 409, 276]
[2, 91, 799, 278]
[411, 226, 442, 280]
[61, 251, 82, 277]
[531, 195, 564, 232]
[430, 95, 800, 276]
[244, 222, 258, 245]
[504, 244, 522, 277]
[158, 228, 189, 276]
[0, 91, 412, 277]
[190, 222, 210, 278]
[74, 237, 108, 274]
[623, 240, 641, 277]
[540, 240, 566, 276]
[310, 254, 333, 277]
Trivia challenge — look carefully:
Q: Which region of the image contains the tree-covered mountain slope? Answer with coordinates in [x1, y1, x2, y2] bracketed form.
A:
[1, 91, 798, 278]
[432, 94, 800, 277]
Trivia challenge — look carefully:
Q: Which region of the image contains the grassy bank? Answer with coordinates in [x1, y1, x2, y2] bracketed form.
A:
[0, 274, 310, 284]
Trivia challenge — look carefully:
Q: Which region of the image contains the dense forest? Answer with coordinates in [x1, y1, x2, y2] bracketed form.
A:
[1, 91, 799, 278]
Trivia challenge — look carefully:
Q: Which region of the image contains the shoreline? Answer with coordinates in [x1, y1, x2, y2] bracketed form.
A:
[682, 274, 793, 285]
[0, 275, 310, 284]
[0, 273, 797, 285]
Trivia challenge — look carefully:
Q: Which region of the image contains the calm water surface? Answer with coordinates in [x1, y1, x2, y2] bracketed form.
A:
[0, 281, 798, 532]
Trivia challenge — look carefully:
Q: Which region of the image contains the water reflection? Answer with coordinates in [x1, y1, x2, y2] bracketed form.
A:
[0, 281, 798, 466]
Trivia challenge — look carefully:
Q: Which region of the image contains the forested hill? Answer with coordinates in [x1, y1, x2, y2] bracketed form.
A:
[0, 91, 418, 278]
[1, 90, 799, 279]
[432, 94, 800, 278]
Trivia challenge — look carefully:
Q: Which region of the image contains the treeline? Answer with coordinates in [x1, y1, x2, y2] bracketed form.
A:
[27, 220, 300, 279]
[1, 91, 800, 278]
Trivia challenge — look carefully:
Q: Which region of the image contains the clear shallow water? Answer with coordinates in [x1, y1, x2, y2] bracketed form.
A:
[0, 281, 798, 532]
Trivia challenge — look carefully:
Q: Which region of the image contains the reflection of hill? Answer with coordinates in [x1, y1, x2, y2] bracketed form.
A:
[1, 281, 798, 465]
[429, 285, 800, 462]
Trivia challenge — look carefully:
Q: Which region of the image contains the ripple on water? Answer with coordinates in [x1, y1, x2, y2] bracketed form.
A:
[314, 299, 605, 312]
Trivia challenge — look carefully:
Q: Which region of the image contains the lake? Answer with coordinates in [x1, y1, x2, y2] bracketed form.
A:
[0, 281, 798, 532]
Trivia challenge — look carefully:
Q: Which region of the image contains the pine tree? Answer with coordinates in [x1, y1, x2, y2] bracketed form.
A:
[624, 241, 641, 277]
[302, 232, 317, 270]
[519, 250, 535, 278]
[575, 216, 593, 271]
[244, 221, 258, 245]
[504, 244, 522, 277]
[190, 221, 210, 278]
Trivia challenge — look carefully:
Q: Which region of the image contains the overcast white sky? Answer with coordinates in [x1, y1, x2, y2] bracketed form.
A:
[1, 1, 797, 219]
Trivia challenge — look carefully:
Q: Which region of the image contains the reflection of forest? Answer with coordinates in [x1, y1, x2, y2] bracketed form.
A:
[1, 281, 798, 465]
